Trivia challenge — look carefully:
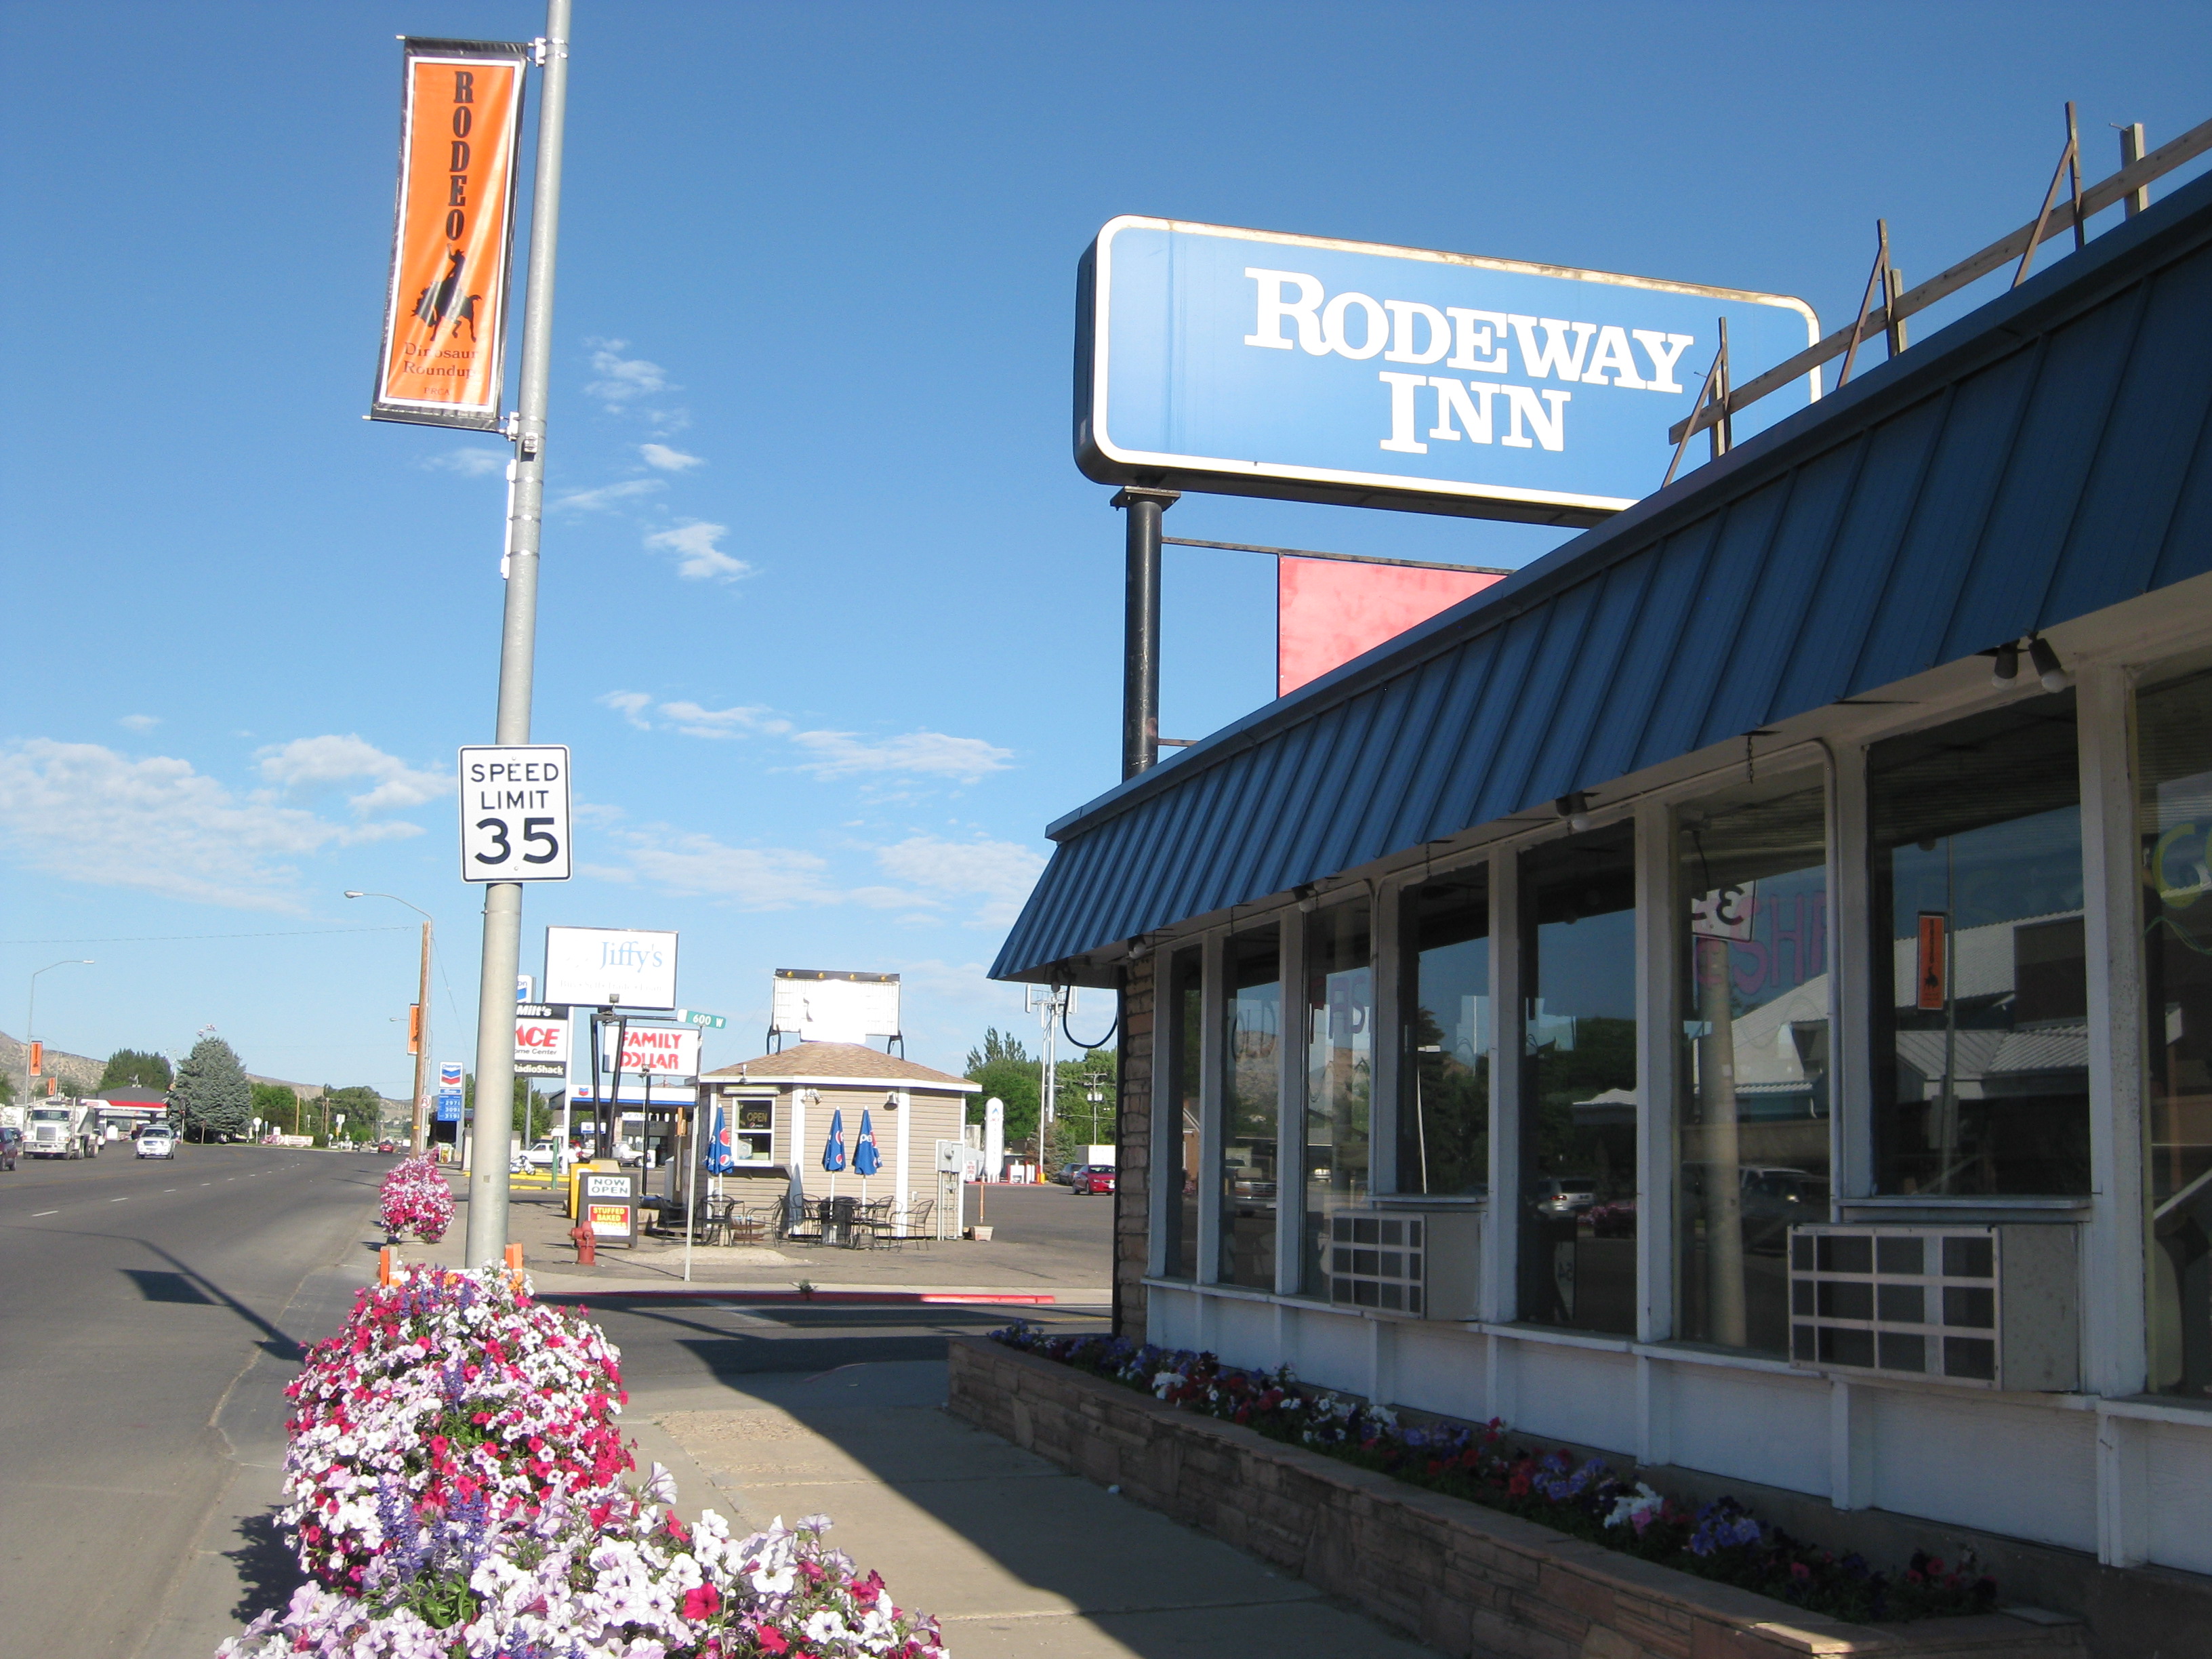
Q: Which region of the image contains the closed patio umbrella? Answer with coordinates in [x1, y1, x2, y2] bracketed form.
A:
[853, 1107, 880, 1200]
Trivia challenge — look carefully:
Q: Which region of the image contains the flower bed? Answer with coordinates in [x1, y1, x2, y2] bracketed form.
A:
[222, 1265, 945, 1658]
[379, 1154, 455, 1242]
[991, 1322, 1996, 1627]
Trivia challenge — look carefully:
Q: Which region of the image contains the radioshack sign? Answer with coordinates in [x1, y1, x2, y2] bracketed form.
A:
[513, 1006, 569, 1079]
[1076, 218, 1820, 524]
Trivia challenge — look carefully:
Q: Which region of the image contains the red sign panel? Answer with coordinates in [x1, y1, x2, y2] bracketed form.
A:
[1277, 556, 1504, 697]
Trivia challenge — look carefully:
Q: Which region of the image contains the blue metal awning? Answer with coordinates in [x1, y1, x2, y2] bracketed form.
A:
[995, 170, 2212, 983]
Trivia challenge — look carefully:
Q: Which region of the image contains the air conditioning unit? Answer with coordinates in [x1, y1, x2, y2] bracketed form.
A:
[1326, 1206, 1481, 1319]
[1787, 1223, 2078, 1391]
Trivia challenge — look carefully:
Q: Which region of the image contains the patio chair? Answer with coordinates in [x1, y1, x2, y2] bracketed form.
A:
[899, 1197, 935, 1250]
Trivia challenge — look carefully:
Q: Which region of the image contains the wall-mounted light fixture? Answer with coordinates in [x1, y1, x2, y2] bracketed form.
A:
[1989, 640, 2021, 687]
[1555, 791, 1593, 832]
[882, 1090, 901, 1112]
[2028, 636, 2072, 692]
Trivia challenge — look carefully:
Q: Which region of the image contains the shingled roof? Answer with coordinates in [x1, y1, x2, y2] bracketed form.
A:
[698, 1041, 978, 1091]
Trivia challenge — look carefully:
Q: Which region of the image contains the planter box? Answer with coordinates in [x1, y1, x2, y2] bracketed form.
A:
[945, 1336, 2083, 1659]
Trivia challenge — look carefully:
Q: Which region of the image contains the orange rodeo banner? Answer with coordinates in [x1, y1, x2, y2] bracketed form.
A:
[371, 39, 531, 430]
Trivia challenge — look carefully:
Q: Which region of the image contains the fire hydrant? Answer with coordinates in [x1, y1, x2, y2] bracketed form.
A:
[569, 1221, 596, 1267]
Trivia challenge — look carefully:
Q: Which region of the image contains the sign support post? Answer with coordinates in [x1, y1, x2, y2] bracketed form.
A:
[466, 0, 570, 1269]
[1113, 487, 1177, 781]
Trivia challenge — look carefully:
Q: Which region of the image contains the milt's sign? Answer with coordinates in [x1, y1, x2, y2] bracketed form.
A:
[1076, 218, 1820, 525]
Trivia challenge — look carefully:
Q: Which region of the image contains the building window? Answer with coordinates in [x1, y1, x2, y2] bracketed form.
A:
[1519, 824, 1638, 1334]
[1401, 866, 1491, 1197]
[733, 1097, 775, 1164]
[1160, 947, 1203, 1280]
[1303, 901, 1374, 1290]
[2138, 668, 2212, 1397]
[1869, 693, 2089, 1195]
[1220, 924, 1282, 1290]
[1677, 775, 1830, 1354]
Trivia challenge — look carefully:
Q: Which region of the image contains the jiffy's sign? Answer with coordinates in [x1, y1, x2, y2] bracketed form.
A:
[1076, 218, 1820, 524]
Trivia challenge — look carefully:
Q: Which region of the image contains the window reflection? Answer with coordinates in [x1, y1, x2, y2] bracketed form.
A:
[1160, 947, 1202, 1280]
[1520, 825, 1638, 1334]
[2139, 670, 2212, 1397]
[1303, 901, 1373, 1291]
[1870, 694, 2089, 1195]
[1401, 869, 1490, 1197]
[1677, 777, 1830, 1355]
[1219, 926, 1281, 1289]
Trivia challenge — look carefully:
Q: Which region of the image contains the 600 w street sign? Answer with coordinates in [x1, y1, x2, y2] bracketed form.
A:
[459, 745, 571, 882]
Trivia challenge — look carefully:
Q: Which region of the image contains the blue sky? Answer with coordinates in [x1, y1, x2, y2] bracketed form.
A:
[3, 1, 2207, 1096]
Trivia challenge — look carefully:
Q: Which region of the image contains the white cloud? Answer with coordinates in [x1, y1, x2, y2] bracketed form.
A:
[118, 714, 160, 732]
[639, 443, 703, 472]
[658, 701, 790, 739]
[645, 520, 751, 582]
[790, 729, 1013, 783]
[583, 338, 671, 407]
[0, 739, 413, 912]
[876, 835, 1047, 926]
[423, 447, 506, 477]
[599, 691, 654, 729]
[255, 735, 445, 814]
[604, 829, 869, 909]
[554, 478, 665, 512]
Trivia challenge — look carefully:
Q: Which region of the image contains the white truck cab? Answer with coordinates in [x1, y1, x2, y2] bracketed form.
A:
[26, 1100, 102, 1159]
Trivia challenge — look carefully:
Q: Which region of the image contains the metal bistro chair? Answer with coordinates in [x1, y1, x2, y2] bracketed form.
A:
[897, 1197, 934, 1250]
[852, 1197, 897, 1250]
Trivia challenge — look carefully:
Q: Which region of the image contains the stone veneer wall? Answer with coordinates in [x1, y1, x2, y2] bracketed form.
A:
[946, 1336, 2086, 1659]
[1111, 956, 1152, 1343]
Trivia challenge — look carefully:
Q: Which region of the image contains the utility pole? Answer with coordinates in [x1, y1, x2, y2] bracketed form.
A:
[346, 892, 435, 1153]
[466, 0, 570, 1269]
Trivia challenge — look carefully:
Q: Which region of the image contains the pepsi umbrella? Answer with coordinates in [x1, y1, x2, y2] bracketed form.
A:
[822, 1106, 847, 1177]
[853, 1108, 881, 1194]
[705, 1102, 737, 1176]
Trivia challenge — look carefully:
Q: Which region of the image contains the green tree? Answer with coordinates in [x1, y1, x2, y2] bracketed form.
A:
[323, 1085, 384, 1144]
[250, 1082, 298, 1136]
[100, 1048, 173, 1091]
[964, 1027, 1040, 1145]
[461, 1073, 554, 1143]
[172, 1035, 251, 1142]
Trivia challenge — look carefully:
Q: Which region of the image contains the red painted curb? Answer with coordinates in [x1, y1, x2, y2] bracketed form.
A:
[533, 1288, 1065, 1306]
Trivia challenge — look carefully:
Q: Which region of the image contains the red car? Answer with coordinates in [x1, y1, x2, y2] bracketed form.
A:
[1071, 1165, 1116, 1195]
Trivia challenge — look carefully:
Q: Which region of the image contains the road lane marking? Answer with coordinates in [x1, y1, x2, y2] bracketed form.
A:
[32, 1210, 58, 1217]
[110, 1197, 129, 1203]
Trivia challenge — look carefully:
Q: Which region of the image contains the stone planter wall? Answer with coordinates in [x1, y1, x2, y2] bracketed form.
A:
[946, 1336, 2085, 1659]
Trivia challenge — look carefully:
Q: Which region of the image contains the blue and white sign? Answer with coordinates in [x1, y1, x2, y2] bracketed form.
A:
[436, 1060, 464, 1123]
[1076, 218, 1821, 524]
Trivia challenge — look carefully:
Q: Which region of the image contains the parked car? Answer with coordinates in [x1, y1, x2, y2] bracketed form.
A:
[0, 1126, 20, 1170]
[1532, 1176, 1599, 1218]
[517, 1139, 562, 1170]
[1070, 1164, 1116, 1195]
[1052, 1161, 1083, 1186]
[137, 1127, 176, 1160]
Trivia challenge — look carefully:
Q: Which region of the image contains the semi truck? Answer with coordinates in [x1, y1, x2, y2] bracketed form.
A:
[24, 1099, 103, 1159]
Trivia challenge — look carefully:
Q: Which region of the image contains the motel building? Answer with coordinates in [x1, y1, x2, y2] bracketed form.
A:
[993, 171, 2212, 1633]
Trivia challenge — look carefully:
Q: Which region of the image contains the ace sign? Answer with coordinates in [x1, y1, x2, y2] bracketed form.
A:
[459, 745, 571, 881]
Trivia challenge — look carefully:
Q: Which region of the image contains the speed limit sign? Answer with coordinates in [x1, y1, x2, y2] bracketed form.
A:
[459, 745, 572, 882]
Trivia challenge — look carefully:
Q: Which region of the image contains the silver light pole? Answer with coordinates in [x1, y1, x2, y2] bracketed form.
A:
[466, 0, 571, 1269]
[347, 893, 434, 1153]
[24, 960, 93, 1104]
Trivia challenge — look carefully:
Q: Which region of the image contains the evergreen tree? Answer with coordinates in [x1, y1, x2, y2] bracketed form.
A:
[99, 1048, 173, 1091]
[171, 1034, 252, 1142]
[963, 1027, 1040, 1143]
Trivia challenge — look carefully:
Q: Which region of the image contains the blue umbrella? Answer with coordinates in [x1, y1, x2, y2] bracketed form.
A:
[705, 1102, 737, 1176]
[853, 1109, 881, 1179]
[821, 1107, 847, 1173]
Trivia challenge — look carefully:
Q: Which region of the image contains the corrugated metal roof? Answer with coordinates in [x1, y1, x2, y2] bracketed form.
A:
[995, 171, 2212, 983]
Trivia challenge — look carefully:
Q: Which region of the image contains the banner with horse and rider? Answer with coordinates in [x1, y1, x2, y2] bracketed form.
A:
[371, 37, 531, 430]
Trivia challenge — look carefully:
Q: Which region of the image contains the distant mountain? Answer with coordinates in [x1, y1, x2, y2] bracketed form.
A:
[0, 1031, 346, 1101]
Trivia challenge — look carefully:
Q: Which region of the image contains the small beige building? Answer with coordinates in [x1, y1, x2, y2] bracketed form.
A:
[697, 1042, 977, 1232]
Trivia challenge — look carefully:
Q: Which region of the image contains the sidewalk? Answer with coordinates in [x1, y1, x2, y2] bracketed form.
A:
[636, 1359, 1439, 1658]
[401, 1174, 1113, 1303]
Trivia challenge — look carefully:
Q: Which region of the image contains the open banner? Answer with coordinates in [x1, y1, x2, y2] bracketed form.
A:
[371, 38, 530, 430]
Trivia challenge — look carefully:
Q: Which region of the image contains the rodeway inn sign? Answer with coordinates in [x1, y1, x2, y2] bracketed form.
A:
[1075, 218, 1821, 524]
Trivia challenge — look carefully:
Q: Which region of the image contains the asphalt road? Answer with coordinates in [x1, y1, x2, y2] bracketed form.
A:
[0, 1144, 386, 1659]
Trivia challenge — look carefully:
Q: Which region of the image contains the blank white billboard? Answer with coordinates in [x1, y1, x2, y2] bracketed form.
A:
[771, 970, 899, 1044]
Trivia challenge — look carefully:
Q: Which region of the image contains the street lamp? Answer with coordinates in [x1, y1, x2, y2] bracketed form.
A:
[24, 960, 94, 1105]
[346, 892, 435, 1154]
